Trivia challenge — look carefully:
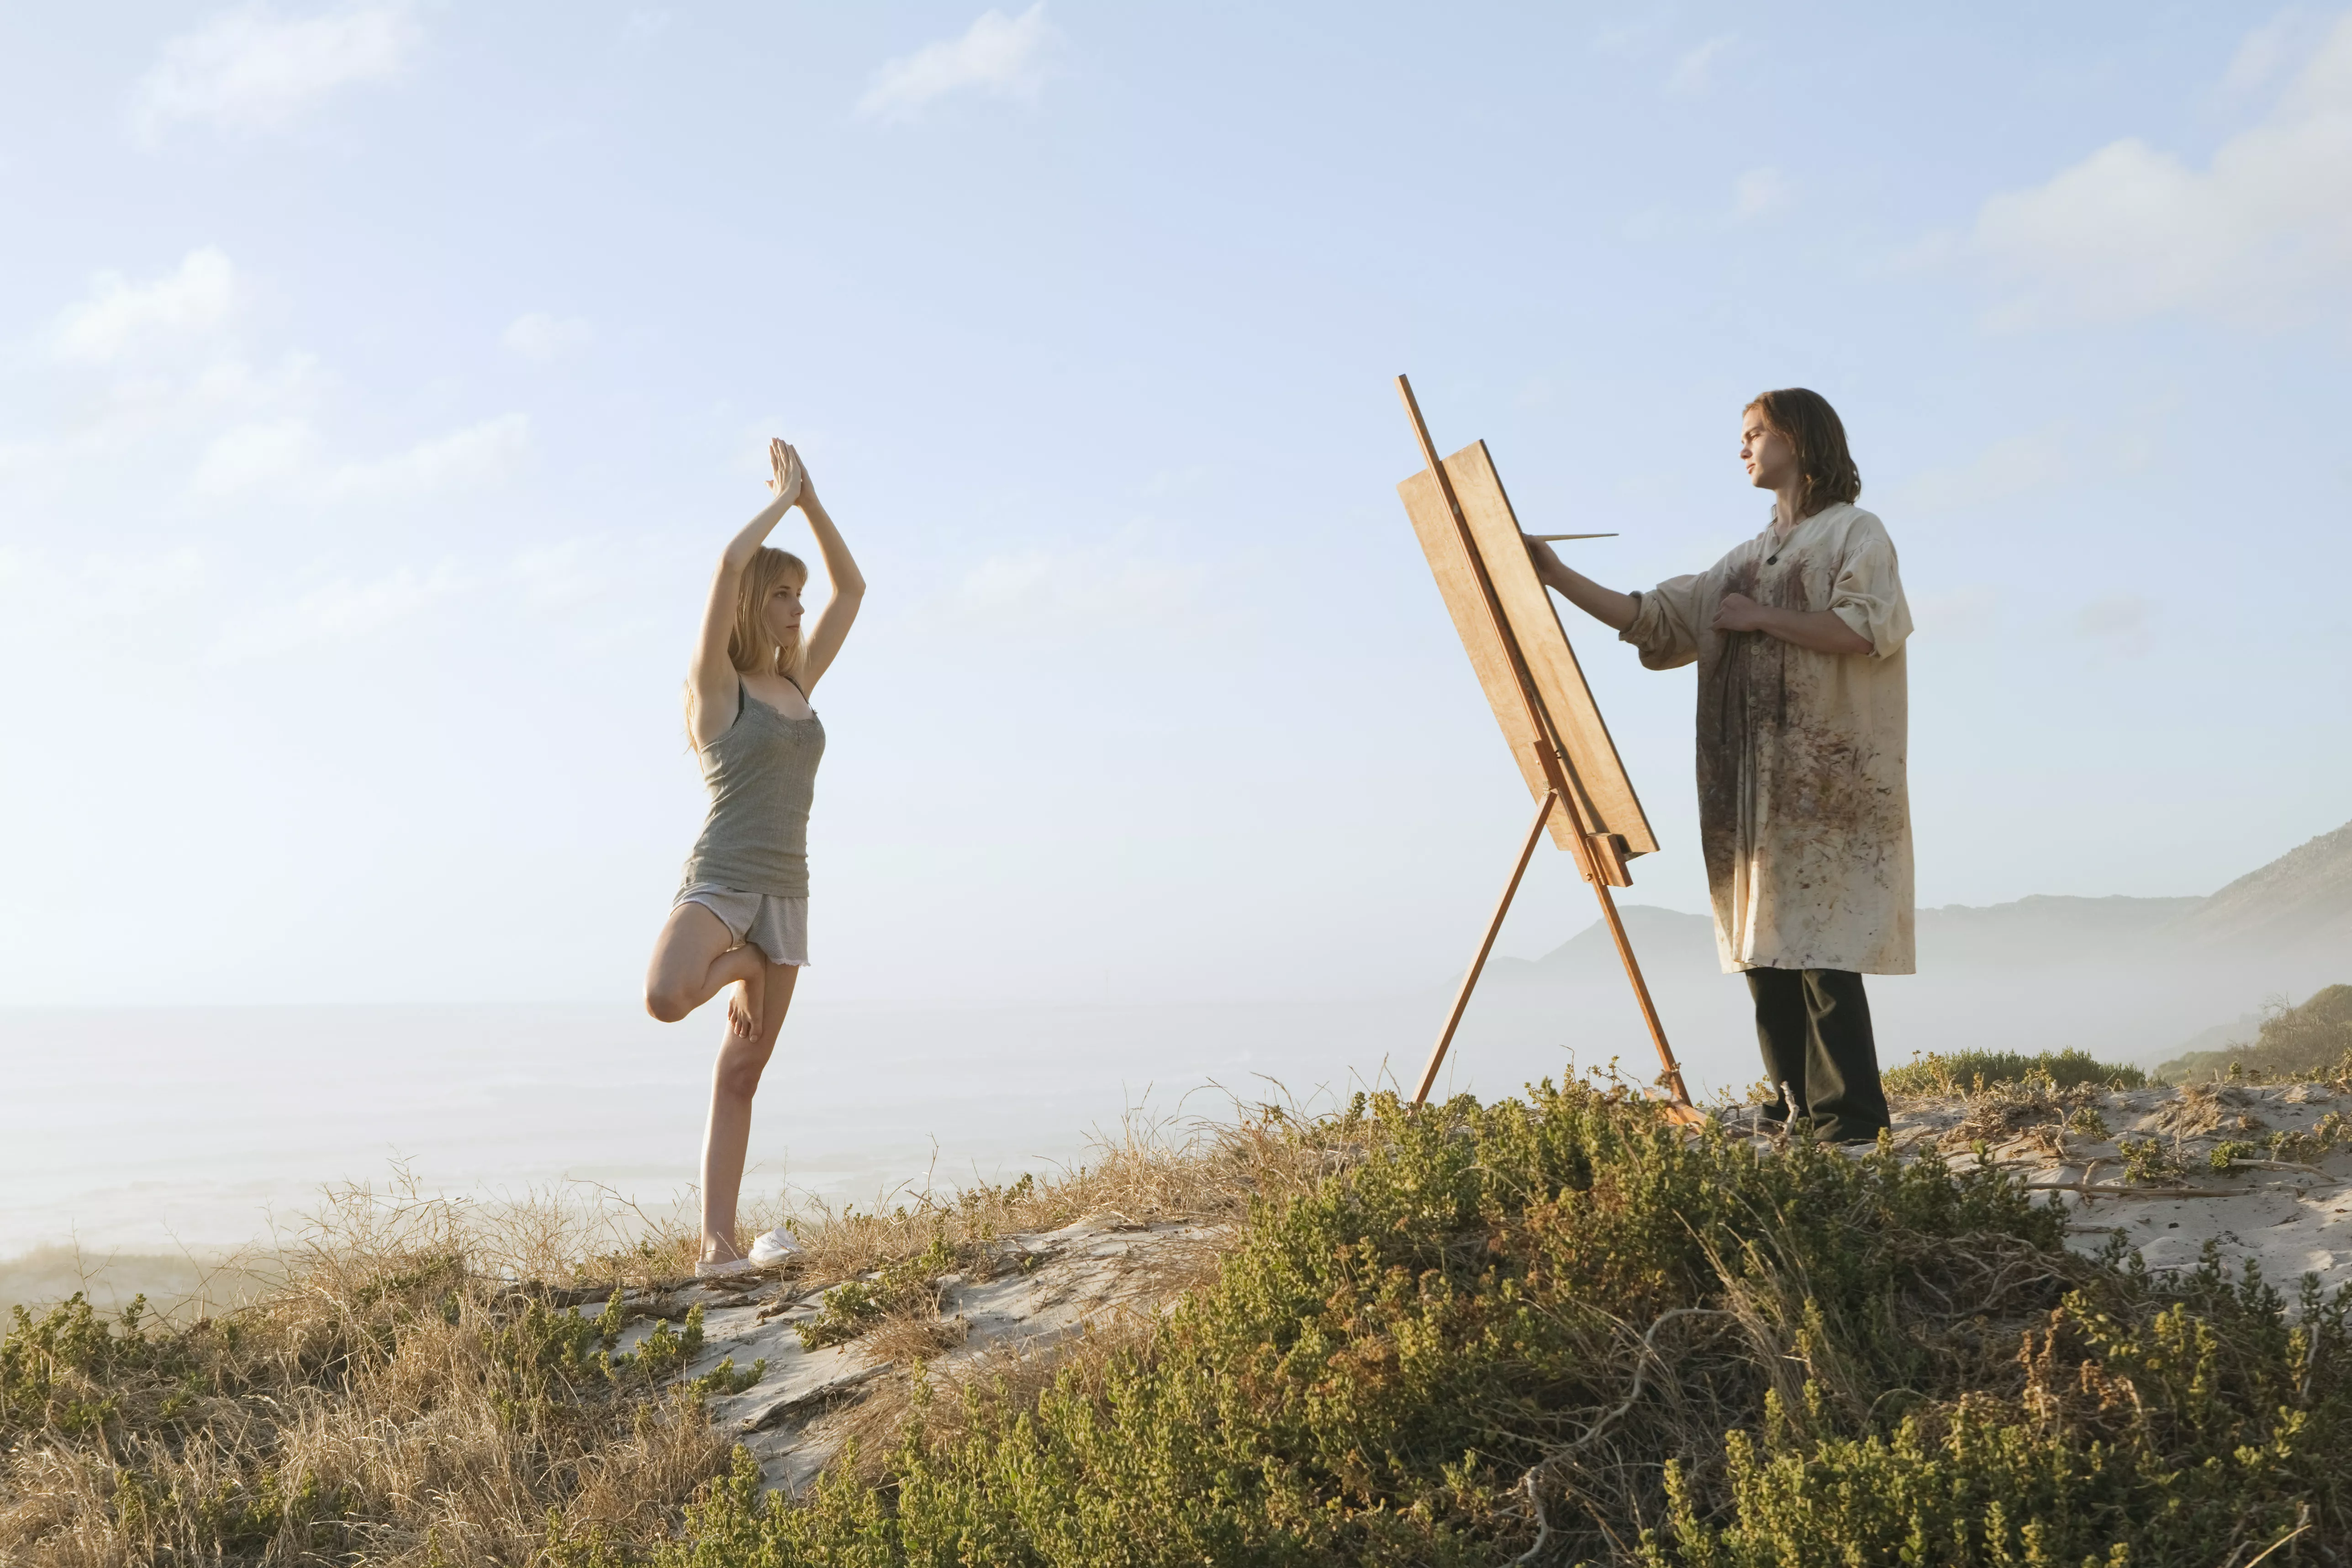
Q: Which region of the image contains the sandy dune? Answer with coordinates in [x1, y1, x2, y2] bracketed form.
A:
[1885, 1078, 2352, 1298]
[596, 1078, 2352, 1493]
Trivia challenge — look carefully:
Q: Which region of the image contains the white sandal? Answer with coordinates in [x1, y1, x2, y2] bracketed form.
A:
[694, 1255, 759, 1280]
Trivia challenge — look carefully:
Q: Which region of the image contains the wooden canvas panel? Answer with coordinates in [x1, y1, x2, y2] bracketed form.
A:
[1397, 441, 1660, 859]
[1398, 466, 1578, 853]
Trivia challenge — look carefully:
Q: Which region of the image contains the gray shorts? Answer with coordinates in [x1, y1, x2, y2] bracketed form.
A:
[676, 885, 808, 968]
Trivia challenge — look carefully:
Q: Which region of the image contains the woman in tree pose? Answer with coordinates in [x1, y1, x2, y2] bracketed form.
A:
[644, 438, 864, 1278]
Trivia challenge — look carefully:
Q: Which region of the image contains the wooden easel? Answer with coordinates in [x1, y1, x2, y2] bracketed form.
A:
[1396, 375, 1700, 1121]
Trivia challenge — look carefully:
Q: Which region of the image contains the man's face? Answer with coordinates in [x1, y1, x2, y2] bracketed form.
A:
[1740, 412, 1797, 493]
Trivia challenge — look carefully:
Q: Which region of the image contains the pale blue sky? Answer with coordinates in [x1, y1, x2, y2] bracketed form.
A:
[2, 2, 2347, 1007]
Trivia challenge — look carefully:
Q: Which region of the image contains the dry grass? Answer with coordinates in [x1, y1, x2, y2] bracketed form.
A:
[1945, 1078, 2104, 1152]
[0, 1168, 744, 1568]
[1, 1095, 1351, 1566]
[773, 1095, 1334, 1285]
[855, 1307, 967, 1370]
[2145, 1082, 2268, 1140]
[761, 1094, 1357, 1347]
[751, 1093, 1386, 1493]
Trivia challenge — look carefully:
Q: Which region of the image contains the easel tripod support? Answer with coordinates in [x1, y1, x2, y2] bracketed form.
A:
[1395, 375, 1700, 1121]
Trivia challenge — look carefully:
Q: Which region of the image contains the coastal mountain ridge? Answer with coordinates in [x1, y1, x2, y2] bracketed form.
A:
[1462, 816, 2349, 1069]
[2179, 818, 2352, 948]
[1498, 814, 2352, 981]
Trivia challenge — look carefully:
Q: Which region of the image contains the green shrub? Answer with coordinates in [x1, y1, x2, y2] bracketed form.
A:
[645, 1083, 2347, 1566]
[1883, 1048, 2146, 1097]
[2158, 985, 2352, 1083]
[797, 1236, 963, 1351]
[1651, 1256, 2340, 1567]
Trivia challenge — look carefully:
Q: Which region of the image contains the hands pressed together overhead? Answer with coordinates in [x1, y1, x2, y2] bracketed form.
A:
[766, 437, 806, 508]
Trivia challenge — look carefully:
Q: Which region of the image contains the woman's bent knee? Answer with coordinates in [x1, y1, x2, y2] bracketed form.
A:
[646, 985, 694, 1024]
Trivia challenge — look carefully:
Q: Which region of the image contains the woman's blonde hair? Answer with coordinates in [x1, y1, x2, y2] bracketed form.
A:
[730, 546, 809, 681]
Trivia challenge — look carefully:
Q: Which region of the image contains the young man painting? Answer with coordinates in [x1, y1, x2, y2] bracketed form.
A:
[1529, 390, 1912, 1143]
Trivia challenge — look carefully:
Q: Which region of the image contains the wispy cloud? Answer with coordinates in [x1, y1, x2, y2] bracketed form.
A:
[620, 9, 672, 43]
[1913, 586, 1999, 642]
[944, 540, 1204, 641]
[18, 251, 533, 513]
[1732, 166, 1788, 221]
[190, 417, 315, 496]
[1967, 10, 2352, 327]
[131, 2, 420, 142]
[212, 562, 469, 663]
[0, 546, 210, 637]
[1667, 32, 1736, 97]
[1885, 427, 2073, 516]
[190, 412, 530, 501]
[501, 312, 595, 361]
[858, 4, 1061, 124]
[2075, 594, 2152, 658]
[509, 539, 609, 609]
[328, 413, 530, 497]
[2214, 10, 2323, 107]
[50, 249, 236, 364]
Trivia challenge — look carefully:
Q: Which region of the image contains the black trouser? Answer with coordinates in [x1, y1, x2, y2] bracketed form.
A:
[1746, 967, 1890, 1144]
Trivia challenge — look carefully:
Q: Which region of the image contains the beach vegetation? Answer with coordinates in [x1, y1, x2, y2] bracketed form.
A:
[1881, 1047, 2146, 1097]
[6, 1081, 2349, 1564]
[622, 1085, 2346, 1567]
[2157, 985, 2352, 1084]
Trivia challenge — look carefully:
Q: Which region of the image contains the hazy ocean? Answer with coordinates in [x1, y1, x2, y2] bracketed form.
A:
[8, 928, 2292, 1269]
[2, 990, 1656, 1261]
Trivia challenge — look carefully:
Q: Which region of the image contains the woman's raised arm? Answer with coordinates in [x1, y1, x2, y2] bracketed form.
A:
[688, 439, 802, 735]
[791, 467, 865, 693]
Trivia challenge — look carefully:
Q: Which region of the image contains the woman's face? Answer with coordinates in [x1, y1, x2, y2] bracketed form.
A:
[1739, 410, 1798, 492]
[762, 578, 805, 645]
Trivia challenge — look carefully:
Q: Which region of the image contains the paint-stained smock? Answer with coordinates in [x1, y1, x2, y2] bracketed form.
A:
[1620, 501, 1914, 975]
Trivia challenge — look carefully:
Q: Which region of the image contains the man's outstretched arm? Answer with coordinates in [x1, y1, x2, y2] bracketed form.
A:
[1526, 538, 1637, 630]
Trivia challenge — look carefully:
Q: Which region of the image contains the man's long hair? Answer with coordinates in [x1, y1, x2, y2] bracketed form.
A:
[1746, 388, 1861, 522]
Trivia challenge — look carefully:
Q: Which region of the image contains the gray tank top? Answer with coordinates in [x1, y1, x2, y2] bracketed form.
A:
[679, 679, 827, 899]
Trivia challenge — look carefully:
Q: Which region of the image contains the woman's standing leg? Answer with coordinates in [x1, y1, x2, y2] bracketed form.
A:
[700, 957, 799, 1263]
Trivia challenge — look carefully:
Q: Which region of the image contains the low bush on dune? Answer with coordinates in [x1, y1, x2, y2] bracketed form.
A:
[8, 1085, 2349, 1565]
[2158, 984, 2352, 1084]
[608, 1086, 2342, 1568]
[1881, 1046, 2147, 1097]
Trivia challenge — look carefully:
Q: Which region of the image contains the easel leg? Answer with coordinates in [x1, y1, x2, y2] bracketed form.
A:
[1526, 741, 1705, 1123]
[1585, 878, 1704, 1121]
[1413, 790, 1556, 1105]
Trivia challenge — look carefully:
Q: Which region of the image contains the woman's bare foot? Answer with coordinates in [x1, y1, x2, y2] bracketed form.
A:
[726, 965, 765, 1040]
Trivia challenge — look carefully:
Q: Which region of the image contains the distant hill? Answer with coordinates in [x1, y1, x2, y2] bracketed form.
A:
[2157, 984, 2352, 1081]
[1914, 894, 2201, 966]
[2174, 820, 2352, 951]
[1449, 817, 2350, 1078]
[1474, 816, 2352, 984]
